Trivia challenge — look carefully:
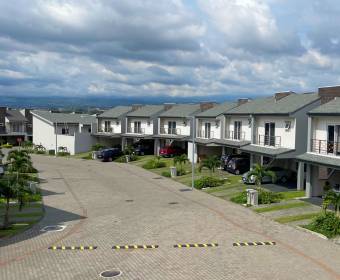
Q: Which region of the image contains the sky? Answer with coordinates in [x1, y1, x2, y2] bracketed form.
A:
[0, 0, 340, 100]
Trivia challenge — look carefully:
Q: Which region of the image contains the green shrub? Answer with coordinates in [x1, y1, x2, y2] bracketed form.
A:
[142, 158, 166, 169]
[161, 171, 171, 177]
[1, 143, 13, 148]
[230, 191, 247, 204]
[81, 153, 92, 160]
[304, 212, 340, 238]
[176, 169, 187, 176]
[194, 176, 224, 189]
[57, 152, 70, 157]
[34, 144, 46, 154]
[48, 149, 55, 155]
[92, 143, 106, 151]
[115, 154, 139, 163]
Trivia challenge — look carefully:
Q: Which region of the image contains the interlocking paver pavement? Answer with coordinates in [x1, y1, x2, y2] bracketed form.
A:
[0, 155, 340, 280]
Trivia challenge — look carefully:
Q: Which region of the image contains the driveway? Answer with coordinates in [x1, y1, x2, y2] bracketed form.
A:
[0, 155, 340, 280]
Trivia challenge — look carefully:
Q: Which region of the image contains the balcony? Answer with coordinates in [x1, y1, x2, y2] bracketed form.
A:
[160, 127, 181, 135]
[257, 135, 281, 148]
[197, 130, 214, 139]
[225, 131, 245, 141]
[127, 127, 145, 134]
[311, 139, 340, 156]
[98, 127, 114, 134]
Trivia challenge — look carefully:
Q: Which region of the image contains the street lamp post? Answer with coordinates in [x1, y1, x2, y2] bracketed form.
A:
[190, 116, 195, 190]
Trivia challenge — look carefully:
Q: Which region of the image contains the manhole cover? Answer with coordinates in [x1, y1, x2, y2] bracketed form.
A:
[100, 270, 122, 278]
[179, 188, 192, 192]
[153, 177, 163, 180]
[41, 225, 66, 232]
[168, 202, 179, 205]
[125, 200, 134, 202]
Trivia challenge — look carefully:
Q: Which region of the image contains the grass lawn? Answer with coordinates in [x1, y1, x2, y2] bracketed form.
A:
[254, 202, 308, 213]
[279, 190, 306, 200]
[70, 152, 93, 160]
[0, 222, 36, 238]
[274, 213, 319, 224]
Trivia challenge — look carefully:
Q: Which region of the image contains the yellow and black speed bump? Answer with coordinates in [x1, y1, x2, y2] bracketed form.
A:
[112, 245, 159, 250]
[49, 246, 97, 250]
[233, 241, 276, 247]
[174, 243, 218, 248]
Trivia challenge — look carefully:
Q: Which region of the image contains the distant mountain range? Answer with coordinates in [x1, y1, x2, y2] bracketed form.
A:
[0, 94, 241, 110]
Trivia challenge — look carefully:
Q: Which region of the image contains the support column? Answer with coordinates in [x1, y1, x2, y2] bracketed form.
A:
[305, 163, 312, 198]
[250, 154, 255, 169]
[222, 146, 226, 156]
[154, 138, 160, 156]
[297, 161, 305, 191]
[250, 114, 256, 144]
[121, 137, 126, 151]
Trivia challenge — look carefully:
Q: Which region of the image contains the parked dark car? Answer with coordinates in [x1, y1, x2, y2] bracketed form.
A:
[225, 157, 250, 175]
[97, 148, 122, 162]
[221, 154, 249, 170]
[133, 144, 153, 156]
[159, 145, 185, 157]
[242, 166, 292, 184]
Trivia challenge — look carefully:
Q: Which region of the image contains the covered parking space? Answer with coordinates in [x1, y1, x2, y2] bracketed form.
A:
[297, 153, 340, 198]
[92, 133, 122, 149]
[152, 134, 188, 156]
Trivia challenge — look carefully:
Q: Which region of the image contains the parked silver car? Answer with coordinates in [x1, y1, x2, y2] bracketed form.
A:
[242, 166, 291, 184]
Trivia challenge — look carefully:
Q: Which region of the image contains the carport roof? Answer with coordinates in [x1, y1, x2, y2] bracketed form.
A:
[239, 144, 294, 157]
[195, 102, 238, 117]
[91, 133, 122, 138]
[152, 134, 187, 140]
[98, 106, 132, 118]
[213, 139, 251, 148]
[297, 153, 340, 169]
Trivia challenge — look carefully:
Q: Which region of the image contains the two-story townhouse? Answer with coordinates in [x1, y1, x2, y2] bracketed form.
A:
[153, 103, 202, 155]
[297, 86, 340, 197]
[0, 107, 32, 145]
[226, 92, 321, 180]
[93, 106, 133, 148]
[32, 110, 97, 155]
[122, 105, 165, 154]
[189, 102, 240, 162]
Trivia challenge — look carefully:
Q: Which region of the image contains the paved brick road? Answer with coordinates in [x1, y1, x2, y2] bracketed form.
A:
[0, 155, 340, 280]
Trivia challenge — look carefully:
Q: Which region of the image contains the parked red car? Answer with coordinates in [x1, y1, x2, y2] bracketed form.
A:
[159, 146, 184, 157]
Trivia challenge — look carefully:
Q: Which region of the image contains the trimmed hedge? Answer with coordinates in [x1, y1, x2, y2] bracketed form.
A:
[194, 176, 224, 189]
[304, 212, 340, 238]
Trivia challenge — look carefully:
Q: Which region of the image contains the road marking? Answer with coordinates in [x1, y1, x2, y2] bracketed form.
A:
[48, 246, 97, 250]
[112, 245, 159, 250]
[233, 241, 276, 247]
[174, 243, 218, 248]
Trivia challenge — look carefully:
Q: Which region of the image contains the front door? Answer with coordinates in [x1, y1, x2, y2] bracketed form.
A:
[265, 122, 275, 146]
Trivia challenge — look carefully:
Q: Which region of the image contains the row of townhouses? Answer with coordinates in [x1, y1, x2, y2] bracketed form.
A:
[4, 85, 340, 199]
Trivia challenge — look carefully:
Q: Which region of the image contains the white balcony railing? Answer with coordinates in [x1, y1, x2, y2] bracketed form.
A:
[225, 130, 245, 141]
[258, 135, 281, 148]
[311, 139, 340, 156]
[197, 130, 214, 139]
[159, 127, 181, 135]
[127, 126, 145, 134]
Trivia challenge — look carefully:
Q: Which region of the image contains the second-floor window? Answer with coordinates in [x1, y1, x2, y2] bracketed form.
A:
[104, 121, 111, 132]
[234, 121, 242, 140]
[264, 122, 275, 146]
[205, 122, 211, 138]
[61, 127, 69, 135]
[168, 121, 176, 134]
[134, 121, 141, 133]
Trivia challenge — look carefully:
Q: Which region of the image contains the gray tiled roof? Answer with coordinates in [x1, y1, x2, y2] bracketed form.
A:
[126, 105, 164, 118]
[99, 106, 132, 118]
[297, 153, 340, 169]
[240, 144, 294, 157]
[32, 110, 96, 125]
[227, 93, 320, 115]
[159, 104, 201, 118]
[6, 110, 27, 122]
[309, 97, 340, 115]
[195, 102, 238, 117]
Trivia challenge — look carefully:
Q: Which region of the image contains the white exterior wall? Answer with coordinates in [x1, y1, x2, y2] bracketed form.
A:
[56, 135, 76, 154]
[196, 118, 221, 139]
[226, 116, 252, 141]
[255, 116, 296, 149]
[312, 116, 340, 140]
[98, 118, 122, 133]
[33, 116, 56, 150]
[160, 118, 191, 136]
[127, 118, 153, 135]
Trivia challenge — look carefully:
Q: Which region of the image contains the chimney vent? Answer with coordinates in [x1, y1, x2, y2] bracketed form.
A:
[163, 103, 175, 111]
[132, 104, 143, 111]
[237, 98, 250, 106]
[274, 91, 295, 101]
[318, 86, 340, 104]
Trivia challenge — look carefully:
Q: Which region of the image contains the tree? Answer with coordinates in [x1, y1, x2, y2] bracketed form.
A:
[7, 149, 33, 174]
[0, 176, 18, 229]
[173, 154, 188, 175]
[246, 164, 277, 188]
[0, 148, 4, 164]
[199, 155, 220, 176]
[323, 190, 340, 217]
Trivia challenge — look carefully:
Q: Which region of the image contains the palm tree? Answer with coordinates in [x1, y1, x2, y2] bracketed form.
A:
[173, 154, 188, 174]
[246, 164, 277, 188]
[199, 155, 220, 176]
[7, 150, 32, 175]
[0, 176, 18, 229]
[323, 190, 340, 217]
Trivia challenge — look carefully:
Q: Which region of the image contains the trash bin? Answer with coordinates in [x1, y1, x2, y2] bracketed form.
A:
[92, 151, 98, 160]
[246, 189, 258, 206]
[170, 166, 177, 178]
